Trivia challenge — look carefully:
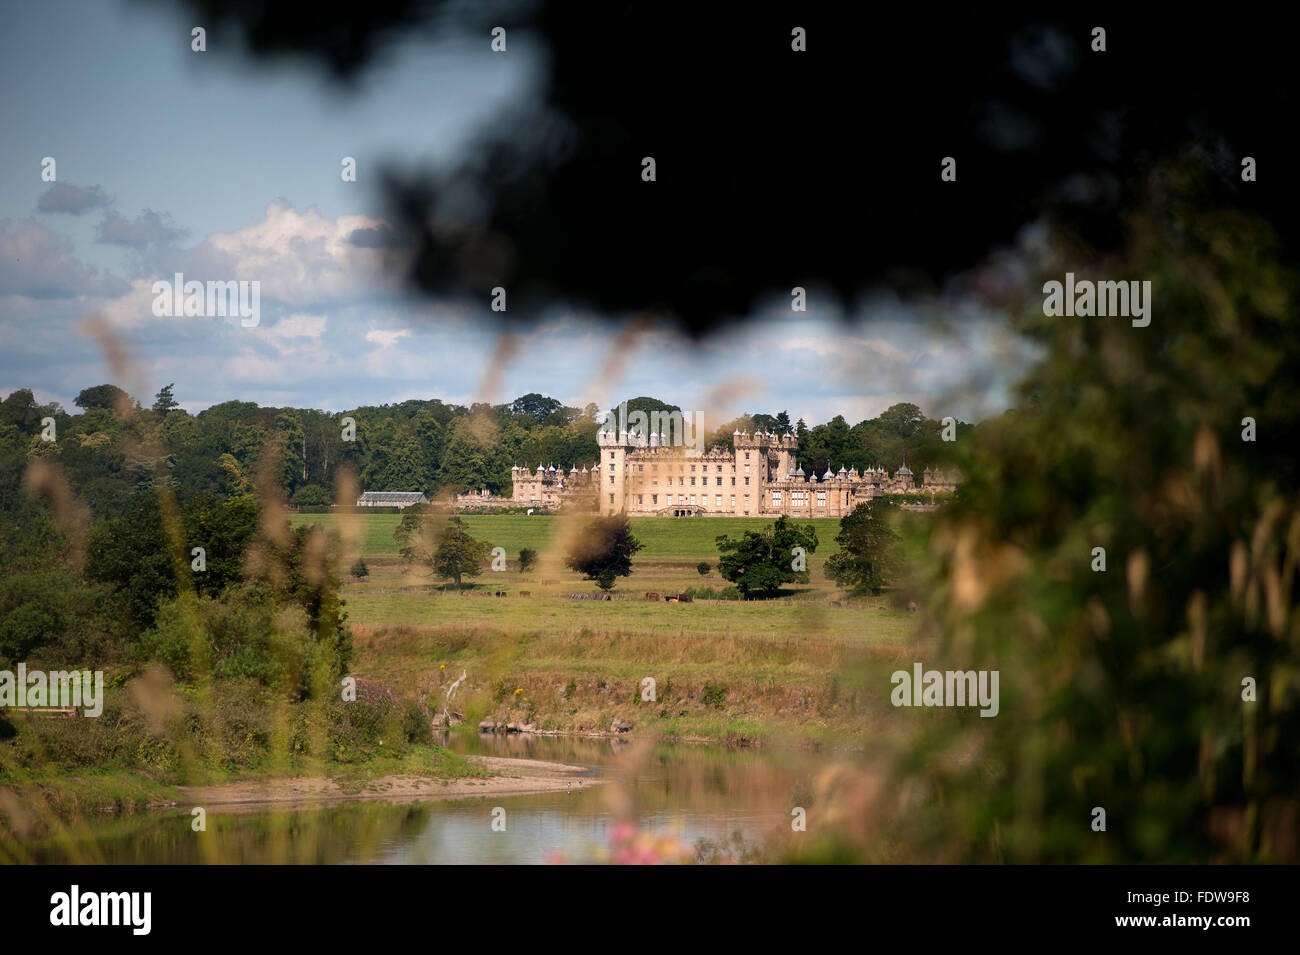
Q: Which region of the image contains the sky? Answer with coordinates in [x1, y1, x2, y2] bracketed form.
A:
[0, 0, 1034, 427]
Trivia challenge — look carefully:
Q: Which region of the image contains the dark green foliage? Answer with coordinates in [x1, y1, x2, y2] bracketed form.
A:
[85, 491, 180, 630]
[565, 515, 643, 589]
[715, 516, 818, 598]
[350, 556, 369, 578]
[824, 502, 901, 595]
[151, 383, 179, 415]
[74, 384, 132, 412]
[181, 492, 259, 597]
[518, 547, 537, 572]
[696, 560, 710, 575]
[0, 569, 114, 665]
[291, 484, 331, 507]
[701, 682, 728, 709]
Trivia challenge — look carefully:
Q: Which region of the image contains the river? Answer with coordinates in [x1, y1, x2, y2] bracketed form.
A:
[18, 733, 838, 864]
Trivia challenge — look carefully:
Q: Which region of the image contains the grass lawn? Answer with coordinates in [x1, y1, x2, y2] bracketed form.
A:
[291, 512, 847, 560]
[288, 511, 931, 744]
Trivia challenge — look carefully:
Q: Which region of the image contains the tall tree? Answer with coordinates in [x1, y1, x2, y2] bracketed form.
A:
[824, 502, 901, 595]
[715, 516, 819, 598]
[152, 383, 179, 415]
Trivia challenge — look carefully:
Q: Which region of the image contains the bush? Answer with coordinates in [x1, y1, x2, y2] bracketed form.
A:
[291, 484, 332, 507]
[701, 682, 728, 709]
[696, 561, 710, 576]
[402, 699, 433, 744]
[519, 548, 537, 572]
[350, 557, 369, 578]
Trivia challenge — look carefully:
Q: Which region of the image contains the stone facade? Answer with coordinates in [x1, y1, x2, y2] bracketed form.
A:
[507, 429, 960, 517]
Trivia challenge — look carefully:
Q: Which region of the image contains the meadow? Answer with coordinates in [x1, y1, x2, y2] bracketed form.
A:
[290, 512, 928, 746]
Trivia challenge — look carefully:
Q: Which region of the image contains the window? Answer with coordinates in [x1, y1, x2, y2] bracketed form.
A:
[609, 452, 615, 460]
[716, 477, 722, 486]
[610, 476, 615, 484]
[690, 495, 696, 505]
[715, 494, 722, 506]
[609, 494, 614, 504]
[717, 465, 723, 472]
[691, 465, 696, 472]
[652, 494, 658, 505]
[691, 477, 696, 486]
[744, 477, 750, 486]
[817, 491, 827, 506]
[637, 495, 644, 504]
[730, 495, 736, 507]
[772, 491, 782, 506]
[730, 477, 736, 486]
[745, 464, 750, 474]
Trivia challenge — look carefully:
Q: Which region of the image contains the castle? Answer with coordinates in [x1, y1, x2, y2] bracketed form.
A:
[506, 429, 959, 518]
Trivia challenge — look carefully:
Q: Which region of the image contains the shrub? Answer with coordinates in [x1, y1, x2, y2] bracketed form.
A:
[701, 682, 728, 709]
[696, 561, 710, 576]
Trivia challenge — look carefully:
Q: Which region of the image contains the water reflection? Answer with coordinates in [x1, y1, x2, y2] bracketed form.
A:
[17, 734, 836, 864]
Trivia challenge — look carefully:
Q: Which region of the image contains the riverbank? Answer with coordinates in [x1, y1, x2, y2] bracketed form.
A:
[0, 749, 606, 841]
[172, 756, 598, 811]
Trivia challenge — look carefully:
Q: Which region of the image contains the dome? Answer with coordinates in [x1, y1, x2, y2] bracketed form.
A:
[823, 467, 834, 480]
[795, 466, 805, 477]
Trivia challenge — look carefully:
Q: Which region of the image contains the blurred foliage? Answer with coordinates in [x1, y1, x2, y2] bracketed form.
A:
[565, 514, 643, 589]
[801, 165, 1300, 863]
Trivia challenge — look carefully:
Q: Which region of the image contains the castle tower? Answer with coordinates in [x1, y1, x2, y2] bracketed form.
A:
[597, 428, 628, 514]
[733, 429, 767, 516]
[775, 432, 796, 478]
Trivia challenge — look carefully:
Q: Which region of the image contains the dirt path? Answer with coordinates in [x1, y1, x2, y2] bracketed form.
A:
[174, 756, 600, 812]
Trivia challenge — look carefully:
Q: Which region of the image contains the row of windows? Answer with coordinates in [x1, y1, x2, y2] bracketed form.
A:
[633, 494, 741, 508]
[779, 490, 828, 506]
[606, 457, 767, 476]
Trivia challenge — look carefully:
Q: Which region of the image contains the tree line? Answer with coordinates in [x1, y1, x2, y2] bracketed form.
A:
[1, 385, 969, 520]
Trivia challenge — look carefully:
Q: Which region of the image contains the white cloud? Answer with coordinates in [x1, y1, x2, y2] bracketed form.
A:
[186, 200, 396, 306]
[363, 327, 412, 347]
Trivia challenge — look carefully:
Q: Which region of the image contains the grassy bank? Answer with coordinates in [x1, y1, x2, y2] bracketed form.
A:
[0, 677, 483, 842]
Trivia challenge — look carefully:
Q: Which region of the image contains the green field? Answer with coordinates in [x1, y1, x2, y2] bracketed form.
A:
[287, 511, 926, 745]
[290, 512, 846, 561]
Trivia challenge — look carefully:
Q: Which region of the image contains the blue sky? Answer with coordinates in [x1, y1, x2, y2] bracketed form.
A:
[0, 0, 1033, 426]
